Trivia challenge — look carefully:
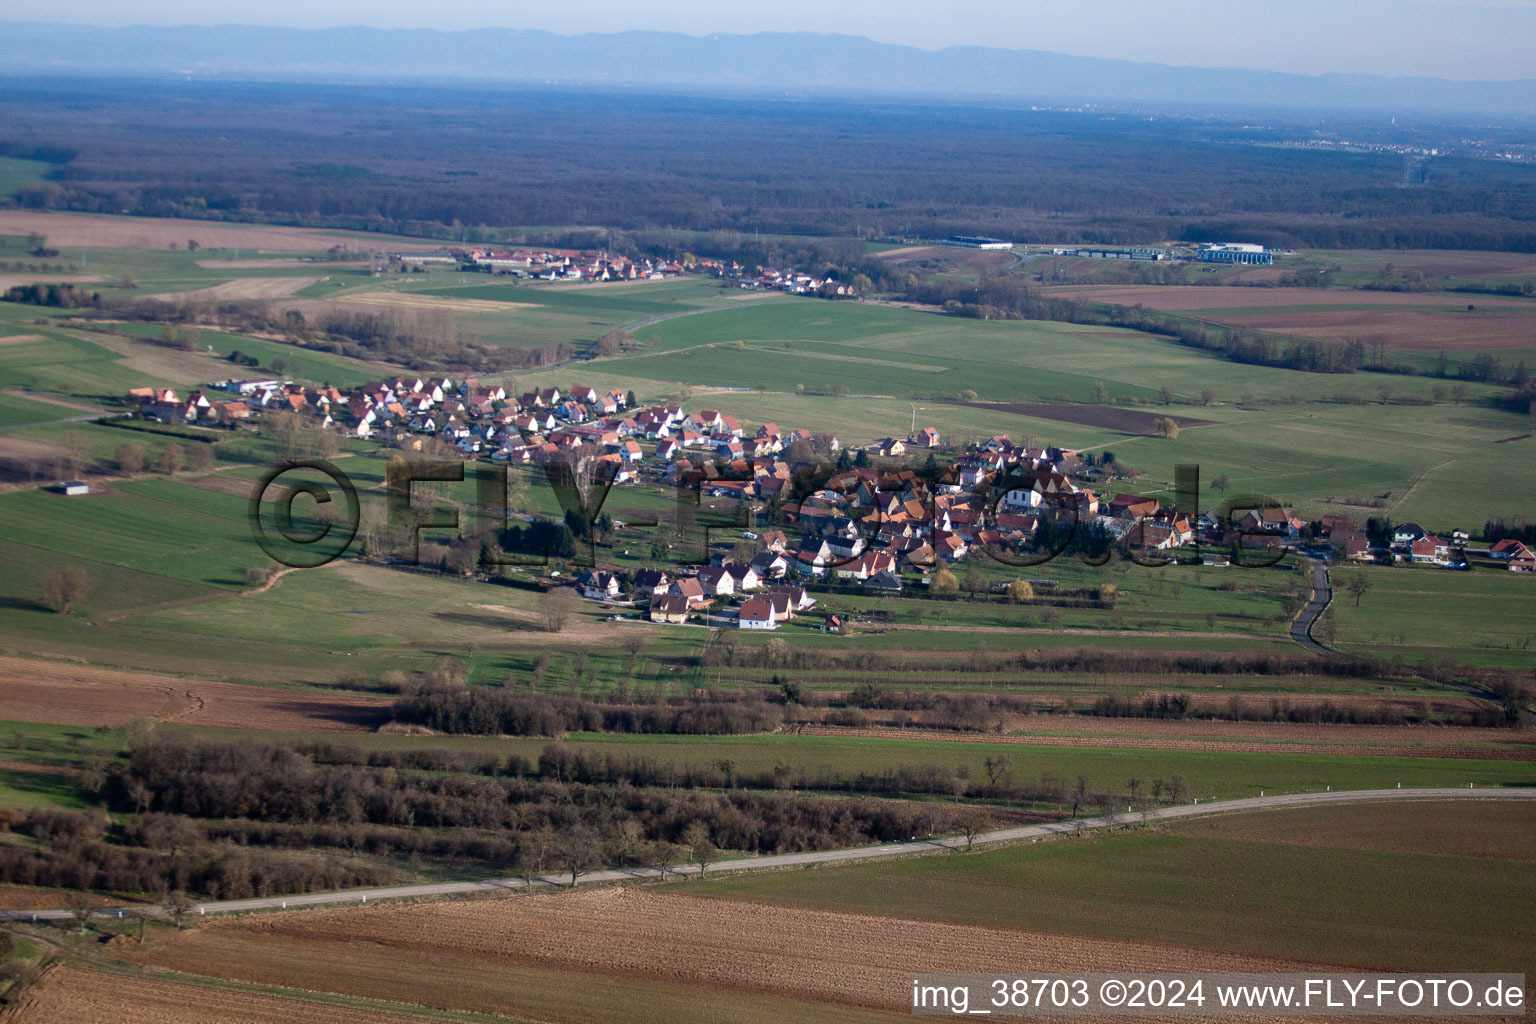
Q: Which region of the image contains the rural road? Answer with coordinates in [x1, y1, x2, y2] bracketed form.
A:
[620, 297, 781, 333]
[1291, 555, 1334, 655]
[7, 787, 1530, 924]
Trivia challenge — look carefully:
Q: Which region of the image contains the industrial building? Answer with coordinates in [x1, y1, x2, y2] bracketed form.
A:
[942, 236, 1014, 250]
[1052, 246, 1168, 261]
[1199, 243, 1273, 265]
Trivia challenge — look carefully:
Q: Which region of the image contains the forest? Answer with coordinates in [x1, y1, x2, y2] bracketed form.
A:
[3, 78, 1536, 251]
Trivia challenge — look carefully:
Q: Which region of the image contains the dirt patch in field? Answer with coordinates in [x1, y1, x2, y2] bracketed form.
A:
[0, 211, 445, 253]
[0, 964, 422, 1024]
[0, 335, 45, 347]
[0, 656, 391, 732]
[130, 888, 1323, 1022]
[947, 400, 1215, 434]
[1218, 307, 1536, 351]
[334, 290, 535, 314]
[150, 277, 321, 302]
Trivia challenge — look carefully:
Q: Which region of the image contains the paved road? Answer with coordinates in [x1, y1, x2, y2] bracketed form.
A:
[7, 788, 1529, 924]
[1291, 555, 1334, 655]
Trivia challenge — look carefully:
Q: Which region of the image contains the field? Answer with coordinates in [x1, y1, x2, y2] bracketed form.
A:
[0, 965, 431, 1024]
[1045, 283, 1536, 353]
[123, 886, 1317, 1024]
[0, 656, 391, 733]
[0, 211, 445, 253]
[0, 158, 51, 200]
[1328, 565, 1536, 667]
[151, 276, 323, 302]
[9, 799, 1510, 1024]
[699, 799, 1536, 978]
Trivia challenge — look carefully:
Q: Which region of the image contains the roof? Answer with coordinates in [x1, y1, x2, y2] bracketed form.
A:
[739, 598, 773, 621]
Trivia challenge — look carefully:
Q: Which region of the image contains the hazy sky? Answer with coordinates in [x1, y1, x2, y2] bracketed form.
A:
[17, 0, 1536, 81]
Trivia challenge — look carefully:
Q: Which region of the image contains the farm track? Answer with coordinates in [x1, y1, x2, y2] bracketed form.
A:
[9, 788, 1531, 924]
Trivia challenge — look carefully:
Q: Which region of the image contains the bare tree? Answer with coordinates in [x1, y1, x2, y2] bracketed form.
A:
[1345, 573, 1373, 607]
[115, 442, 146, 477]
[164, 890, 195, 930]
[541, 587, 580, 633]
[64, 891, 96, 934]
[64, 431, 92, 479]
[682, 823, 716, 878]
[186, 443, 215, 473]
[39, 565, 91, 614]
[983, 753, 1013, 787]
[651, 840, 682, 879]
[520, 825, 555, 892]
[160, 442, 184, 476]
[558, 825, 604, 888]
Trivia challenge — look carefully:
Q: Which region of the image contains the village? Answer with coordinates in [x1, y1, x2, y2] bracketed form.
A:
[112, 360, 1536, 636]
[392, 246, 858, 295]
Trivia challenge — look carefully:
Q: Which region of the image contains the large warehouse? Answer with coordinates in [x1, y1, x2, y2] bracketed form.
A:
[1200, 242, 1274, 265]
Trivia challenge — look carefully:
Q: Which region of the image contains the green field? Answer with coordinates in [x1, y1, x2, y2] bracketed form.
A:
[0, 158, 52, 199]
[1330, 564, 1536, 667]
[696, 800, 1536, 976]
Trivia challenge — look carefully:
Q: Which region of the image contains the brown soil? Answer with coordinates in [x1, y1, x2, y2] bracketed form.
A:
[129, 888, 1326, 1022]
[334, 290, 535, 313]
[0, 212, 444, 253]
[0, 885, 149, 911]
[0, 656, 391, 732]
[0, 335, 46, 346]
[0, 965, 422, 1024]
[947, 400, 1215, 434]
[1218, 308, 1536, 351]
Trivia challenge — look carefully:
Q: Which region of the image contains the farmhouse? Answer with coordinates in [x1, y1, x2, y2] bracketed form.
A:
[649, 595, 690, 623]
[738, 597, 777, 630]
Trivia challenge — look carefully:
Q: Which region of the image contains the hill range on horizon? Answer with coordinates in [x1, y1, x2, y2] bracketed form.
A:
[2, 21, 1535, 118]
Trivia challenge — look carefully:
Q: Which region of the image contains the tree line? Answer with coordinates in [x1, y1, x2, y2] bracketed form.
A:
[392, 688, 785, 737]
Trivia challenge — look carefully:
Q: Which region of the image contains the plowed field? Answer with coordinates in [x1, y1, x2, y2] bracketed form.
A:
[0, 656, 390, 732]
[130, 887, 1323, 1023]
